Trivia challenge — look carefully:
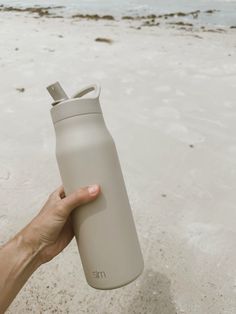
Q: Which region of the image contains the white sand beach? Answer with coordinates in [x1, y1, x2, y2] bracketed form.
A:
[0, 8, 236, 314]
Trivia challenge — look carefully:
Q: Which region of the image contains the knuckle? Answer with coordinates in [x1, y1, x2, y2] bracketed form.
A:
[54, 201, 66, 216]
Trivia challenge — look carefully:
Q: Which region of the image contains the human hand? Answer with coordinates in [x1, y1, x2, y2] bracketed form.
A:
[0, 184, 100, 312]
[20, 184, 100, 265]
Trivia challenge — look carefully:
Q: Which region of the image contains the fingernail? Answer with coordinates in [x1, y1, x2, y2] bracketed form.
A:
[88, 184, 99, 196]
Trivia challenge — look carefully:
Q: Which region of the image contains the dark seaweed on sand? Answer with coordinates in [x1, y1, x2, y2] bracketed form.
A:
[72, 14, 114, 20]
[0, 5, 64, 17]
[95, 37, 113, 44]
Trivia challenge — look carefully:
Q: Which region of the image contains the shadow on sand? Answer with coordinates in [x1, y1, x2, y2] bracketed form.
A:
[127, 269, 177, 314]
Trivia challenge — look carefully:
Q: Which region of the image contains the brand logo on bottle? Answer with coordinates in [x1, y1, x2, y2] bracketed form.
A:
[92, 271, 106, 279]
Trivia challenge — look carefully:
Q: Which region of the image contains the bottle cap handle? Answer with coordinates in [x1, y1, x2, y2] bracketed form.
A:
[72, 84, 101, 100]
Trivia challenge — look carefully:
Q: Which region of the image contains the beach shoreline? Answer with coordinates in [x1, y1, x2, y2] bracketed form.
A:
[0, 3, 236, 29]
[1, 4, 236, 35]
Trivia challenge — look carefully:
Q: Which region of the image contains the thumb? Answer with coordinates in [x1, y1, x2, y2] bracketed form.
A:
[58, 184, 100, 217]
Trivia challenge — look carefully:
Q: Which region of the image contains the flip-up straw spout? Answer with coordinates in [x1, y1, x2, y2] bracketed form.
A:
[47, 81, 69, 106]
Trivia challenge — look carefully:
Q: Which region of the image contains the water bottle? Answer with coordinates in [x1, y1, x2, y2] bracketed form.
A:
[47, 82, 144, 290]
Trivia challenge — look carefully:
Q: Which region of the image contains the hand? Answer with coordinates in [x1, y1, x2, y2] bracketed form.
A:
[21, 184, 100, 264]
[0, 184, 100, 313]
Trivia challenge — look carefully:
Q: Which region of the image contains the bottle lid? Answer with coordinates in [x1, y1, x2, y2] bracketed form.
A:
[47, 82, 102, 123]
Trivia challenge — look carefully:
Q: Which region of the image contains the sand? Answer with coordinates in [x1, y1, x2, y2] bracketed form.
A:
[0, 9, 236, 314]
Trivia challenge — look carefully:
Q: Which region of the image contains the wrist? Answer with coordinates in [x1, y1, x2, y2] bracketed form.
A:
[8, 232, 42, 273]
[16, 227, 44, 269]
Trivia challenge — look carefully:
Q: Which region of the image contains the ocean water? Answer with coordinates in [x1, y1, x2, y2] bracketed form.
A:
[0, 0, 236, 26]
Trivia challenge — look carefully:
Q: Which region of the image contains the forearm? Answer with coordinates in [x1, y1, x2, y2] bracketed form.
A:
[0, 232, 42, 313]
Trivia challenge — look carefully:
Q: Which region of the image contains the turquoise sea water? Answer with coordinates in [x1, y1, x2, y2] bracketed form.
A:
[0, 0, 236, 26]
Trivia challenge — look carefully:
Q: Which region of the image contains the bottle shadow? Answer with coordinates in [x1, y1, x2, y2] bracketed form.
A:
[127, 269, 177, 314]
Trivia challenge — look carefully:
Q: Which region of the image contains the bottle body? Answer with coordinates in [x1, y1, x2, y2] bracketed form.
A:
[54, 113, 144, 289]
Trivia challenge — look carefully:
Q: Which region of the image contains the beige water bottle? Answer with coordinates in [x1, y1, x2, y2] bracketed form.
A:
[47, 82, 144, 290]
